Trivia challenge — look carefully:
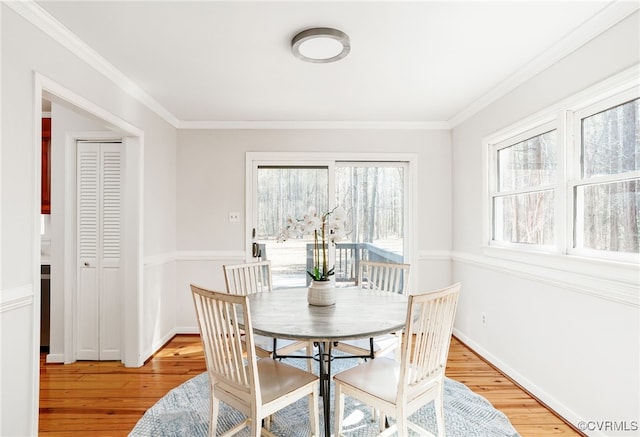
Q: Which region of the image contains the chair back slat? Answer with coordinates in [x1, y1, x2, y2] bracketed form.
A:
[358, 260, 410, 294]
[224, 260, 273, 295]
[399, 283, 460, 395]
[191, 285, 258, 398]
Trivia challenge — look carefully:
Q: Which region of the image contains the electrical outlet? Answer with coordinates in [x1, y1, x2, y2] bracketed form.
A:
[229, 212, 240, 222]
[481, 313, 487, 327]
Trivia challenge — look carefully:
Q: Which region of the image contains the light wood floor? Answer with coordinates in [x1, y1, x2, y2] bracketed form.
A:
[39, 335, 581, 436]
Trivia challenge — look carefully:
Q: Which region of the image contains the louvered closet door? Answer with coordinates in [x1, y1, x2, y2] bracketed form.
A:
[77, 142, 122, 360]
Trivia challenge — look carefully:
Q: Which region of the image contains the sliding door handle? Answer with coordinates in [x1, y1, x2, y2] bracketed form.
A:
[252, 242, 261, 258]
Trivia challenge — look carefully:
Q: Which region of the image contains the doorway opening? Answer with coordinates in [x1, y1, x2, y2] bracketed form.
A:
[35, 74, 143, 370]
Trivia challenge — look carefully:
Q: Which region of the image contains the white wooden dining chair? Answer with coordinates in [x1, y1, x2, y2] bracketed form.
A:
[333, 282, 461, 437]
[191, 285, 320, 437]
[224, 260, 273, 294]
[333, 260, 411, 360]
[223, 260, 314, 371]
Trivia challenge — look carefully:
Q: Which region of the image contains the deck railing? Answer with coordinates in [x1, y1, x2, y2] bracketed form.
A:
[305, 242, 403, 285]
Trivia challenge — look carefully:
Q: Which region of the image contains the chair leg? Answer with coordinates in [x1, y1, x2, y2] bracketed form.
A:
[434, 385, 446, 437]
[334, 383, 345, 436]
[306, 341, 314, 373]
[308, 387, 320, 437]
[209, 397, 219, 437]
[249, 412, 261, 437]
[396, 409, 408, 437]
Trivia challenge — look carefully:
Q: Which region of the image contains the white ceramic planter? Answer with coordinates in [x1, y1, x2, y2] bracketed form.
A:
[307, 279, 336, 306]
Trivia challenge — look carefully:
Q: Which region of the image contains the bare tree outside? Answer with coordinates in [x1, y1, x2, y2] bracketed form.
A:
[493, 97, 639, 255]
[579, 98, 639, 253]
[494, 130, 557, 245]
[335, 166, 404, 247]
[256, 165, 405, 288]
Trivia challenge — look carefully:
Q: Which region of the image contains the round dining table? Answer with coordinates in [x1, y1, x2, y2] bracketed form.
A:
[247, 287, 408, 437]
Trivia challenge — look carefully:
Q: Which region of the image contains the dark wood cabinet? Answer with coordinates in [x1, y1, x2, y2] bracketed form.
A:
[41, 117, 51, 214]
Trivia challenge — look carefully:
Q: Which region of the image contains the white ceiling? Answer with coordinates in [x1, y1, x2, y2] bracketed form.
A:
[33, 1, 631, 127]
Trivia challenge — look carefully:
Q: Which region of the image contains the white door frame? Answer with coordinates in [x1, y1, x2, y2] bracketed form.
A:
[245, 152, 418, 292]
[34, 74, 144, 369]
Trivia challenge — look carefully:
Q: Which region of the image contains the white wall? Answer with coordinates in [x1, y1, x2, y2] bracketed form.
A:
[0, 5, 177, 435]
[451, 12, 639, 436]
[174, 128, 453, 329]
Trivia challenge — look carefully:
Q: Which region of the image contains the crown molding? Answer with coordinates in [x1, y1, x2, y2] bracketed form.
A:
[448, 1, 640, 128]
[483, 64, 639, 146]
[177, 120, 451, 130]
[10, 0, 449, 131]
[11, 0, 635, 131]
[6, 0, 180, 127]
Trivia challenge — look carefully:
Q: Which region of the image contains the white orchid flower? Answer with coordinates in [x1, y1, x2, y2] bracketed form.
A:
[277, 205, 351, 281]
[276, 228, 290, 243]
[284, 214, 297, 229]
[300, 215, 322, 234]
[302, 207, 318, 222]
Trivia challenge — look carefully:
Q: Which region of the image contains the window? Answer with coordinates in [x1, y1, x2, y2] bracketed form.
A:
[491, 126, 557, 247]
[572, 95, 639, 255]
[487, 75, 639, 263]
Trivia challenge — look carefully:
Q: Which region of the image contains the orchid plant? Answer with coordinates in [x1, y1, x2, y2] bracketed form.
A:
[278, 206, 348, 281]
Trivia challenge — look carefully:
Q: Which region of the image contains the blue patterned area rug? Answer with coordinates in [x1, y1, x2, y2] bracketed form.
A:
[130, 357, 520, 437]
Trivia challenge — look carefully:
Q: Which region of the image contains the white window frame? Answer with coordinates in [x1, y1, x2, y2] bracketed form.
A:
[246, 152, 418, 292]
[482, 65, 640, 295]
[568, 88, 640, 262]
[488, 120, 560, 253]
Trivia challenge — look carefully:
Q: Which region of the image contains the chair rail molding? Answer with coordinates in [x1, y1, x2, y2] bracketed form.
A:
[452, 250, 639, 307]
[0, 284, 33, 313]
[174, 250, 246, 262]
[143, 252, 177, 268]
[418, 250, 452, 261]
[144, 250, 246, 267]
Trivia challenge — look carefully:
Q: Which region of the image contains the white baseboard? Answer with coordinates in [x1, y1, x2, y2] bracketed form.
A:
[140, 329, 177, 364]
[452, 328, 588, 435]
[175, 326, 200, 335]
[45, 353, 64, 363]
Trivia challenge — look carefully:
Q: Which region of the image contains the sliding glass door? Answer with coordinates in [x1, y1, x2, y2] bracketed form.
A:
[334, 163, 405, 285]
[255, 166, 329, 288]
[250, 156, 409, 289]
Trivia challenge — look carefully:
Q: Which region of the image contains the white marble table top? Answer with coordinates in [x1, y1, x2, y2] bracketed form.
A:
[247, 287, 408, 342]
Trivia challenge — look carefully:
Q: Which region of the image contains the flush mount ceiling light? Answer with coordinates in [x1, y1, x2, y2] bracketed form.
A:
[291, 27, 350, 63]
